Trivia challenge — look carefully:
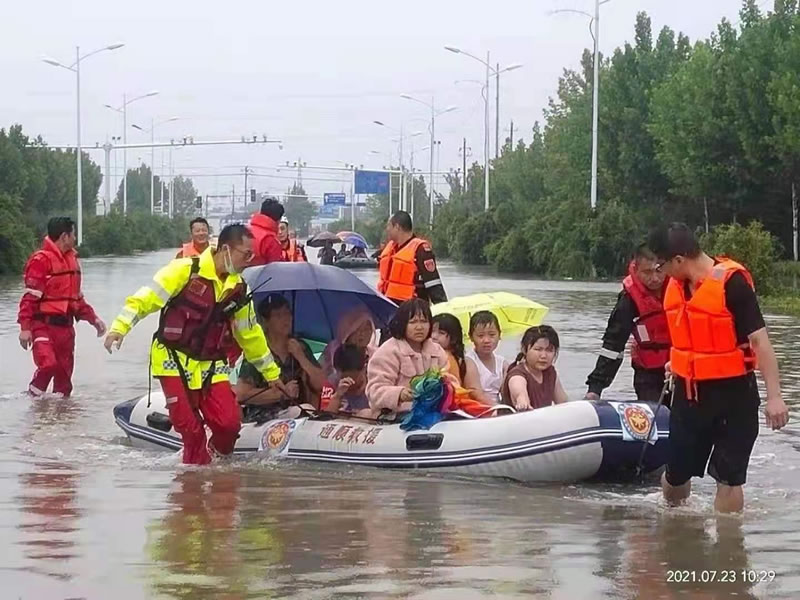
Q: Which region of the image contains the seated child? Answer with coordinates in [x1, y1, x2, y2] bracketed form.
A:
[465, 310, 510, 404]
[325, 344, 375, 418]
[431, 313, 491, 403]
[501, 325, 568, 411]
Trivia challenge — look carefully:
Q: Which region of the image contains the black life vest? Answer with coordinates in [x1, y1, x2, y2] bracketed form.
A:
[155, 258, 247, 361]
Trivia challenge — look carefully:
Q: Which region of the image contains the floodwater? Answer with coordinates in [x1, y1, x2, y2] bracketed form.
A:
[1, 249, 799, 599]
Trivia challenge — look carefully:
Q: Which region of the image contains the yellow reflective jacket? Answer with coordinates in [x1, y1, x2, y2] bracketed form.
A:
[110, 248, 280, 389]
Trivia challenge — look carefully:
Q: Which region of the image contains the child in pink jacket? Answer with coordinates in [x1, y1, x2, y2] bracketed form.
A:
[367, 299, 449, 413]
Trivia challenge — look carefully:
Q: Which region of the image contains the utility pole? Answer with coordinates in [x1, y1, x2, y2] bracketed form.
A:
[462, 137, 467, 192]
[231, 185, 235, 217]
[495, 62, 500, 159]
[510, 120, 514, 149]
[243, 166, 250, 211]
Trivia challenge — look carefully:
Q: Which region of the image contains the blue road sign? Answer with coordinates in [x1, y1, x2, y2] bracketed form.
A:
[319, 204, 340, 218]
[324, 192, 347, 206]
[354, 170, 389, 194]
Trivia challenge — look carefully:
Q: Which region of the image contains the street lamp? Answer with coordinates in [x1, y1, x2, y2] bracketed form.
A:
[132, 116, 179, 214]
[551, 0, 613, 210]
[444, 46, 523, 211]
[373, 121, 424, 213]
[41, 42, 124, 245]
[105, 90, 159, 214]
[399, 95, 457, 227]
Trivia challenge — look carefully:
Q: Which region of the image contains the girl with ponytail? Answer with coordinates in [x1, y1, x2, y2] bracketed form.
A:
[501, 325, 568, 411]
[431, 313, 490, 402]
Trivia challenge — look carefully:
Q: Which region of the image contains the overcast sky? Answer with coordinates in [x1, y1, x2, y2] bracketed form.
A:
[2, 0, 760, 209]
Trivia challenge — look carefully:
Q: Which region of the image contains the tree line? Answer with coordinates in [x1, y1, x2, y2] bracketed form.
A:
[427, 1, 800, 284]
[0, 125, 199, 274]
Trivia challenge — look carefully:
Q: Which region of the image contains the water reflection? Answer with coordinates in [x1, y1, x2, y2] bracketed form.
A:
[16, 398, 82, 581]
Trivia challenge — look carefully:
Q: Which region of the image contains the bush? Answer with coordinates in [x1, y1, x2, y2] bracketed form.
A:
[80, 213, 187, 257]
[700, 221, 780, 294]
[0, 192, 35, 274]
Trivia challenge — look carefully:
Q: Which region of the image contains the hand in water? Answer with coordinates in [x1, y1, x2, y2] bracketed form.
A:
[104, 332, 123, 354]
[93, 319, 107, 337]
[765, 395, 790, 430]
[19, 330, 32, 350]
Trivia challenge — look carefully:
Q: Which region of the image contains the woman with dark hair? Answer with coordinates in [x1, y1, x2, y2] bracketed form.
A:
[500, 325, 568, 411]
[366, 298, 449, 413]
[235, 293, 325, 418]
[431, 313, 490, 402]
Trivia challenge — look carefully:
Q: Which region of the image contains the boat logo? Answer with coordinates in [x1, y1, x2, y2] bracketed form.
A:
[260, 420, 296, 453]
[621, 405, 652, 441]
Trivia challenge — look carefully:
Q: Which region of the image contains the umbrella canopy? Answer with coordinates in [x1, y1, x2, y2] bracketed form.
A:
[431, 292, 549, 339]
[243, 262, 397, 343]
[336, 231, 368, 249]
[307, 231, 340, 248]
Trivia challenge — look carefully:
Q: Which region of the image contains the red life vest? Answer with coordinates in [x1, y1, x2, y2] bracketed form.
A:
[377, 237, 425, 301]
[33, 237, 83, 318]
[156, 258, 247, 361]
[622, 262, 671, 370]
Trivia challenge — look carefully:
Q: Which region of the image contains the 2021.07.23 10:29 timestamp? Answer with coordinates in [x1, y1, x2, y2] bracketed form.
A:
[666, 570, 776, 584]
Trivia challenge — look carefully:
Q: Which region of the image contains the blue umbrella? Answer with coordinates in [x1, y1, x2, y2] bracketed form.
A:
[243, 262, 397, 343]
[336, 231, 368, 249]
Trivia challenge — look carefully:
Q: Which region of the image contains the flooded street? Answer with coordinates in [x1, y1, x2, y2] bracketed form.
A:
[2, 249, 800, 599]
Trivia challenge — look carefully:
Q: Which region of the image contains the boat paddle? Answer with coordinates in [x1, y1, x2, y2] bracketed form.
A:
[635, 376, 674, 481]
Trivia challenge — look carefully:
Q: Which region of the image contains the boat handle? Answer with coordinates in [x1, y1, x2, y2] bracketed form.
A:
[406, 433, 444, 451]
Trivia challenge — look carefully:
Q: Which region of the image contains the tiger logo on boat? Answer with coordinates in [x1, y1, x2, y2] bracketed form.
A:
[621, 405, 652, 441]
[260, 420, 296, 454]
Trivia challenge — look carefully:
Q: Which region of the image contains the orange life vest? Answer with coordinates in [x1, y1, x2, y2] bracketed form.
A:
[178, 242, 205, 258]
[377, 237, 426, 301]
[664, 258, 756, 397]
[281, 238, 306, 262]
[622, 262, 670, 370]
[33, 238, 83, 317]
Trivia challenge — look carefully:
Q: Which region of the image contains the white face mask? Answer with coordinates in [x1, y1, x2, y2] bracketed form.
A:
[223, 246, 238, 275]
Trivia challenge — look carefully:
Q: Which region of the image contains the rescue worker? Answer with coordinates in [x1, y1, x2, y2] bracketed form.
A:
[176, 217, 211, 258]
[104, 224, 282, 465]
[377, 211, 447, 305]
[278, 219, 307, 262]
[248, 197, 284, 266]
[585, 245, 670, 403]
[17, 217, 106, 397]
[647, 223, 789, 513]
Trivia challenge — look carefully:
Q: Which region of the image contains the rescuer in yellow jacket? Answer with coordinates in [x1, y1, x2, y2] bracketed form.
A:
[104, 224, 282, 465]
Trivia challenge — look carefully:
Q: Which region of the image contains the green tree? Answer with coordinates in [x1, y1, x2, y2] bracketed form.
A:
[283, 183, 317, 236]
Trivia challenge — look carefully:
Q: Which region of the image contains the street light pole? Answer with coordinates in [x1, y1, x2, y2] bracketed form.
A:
[42, 42, 124, 244]
[590, 0, 602, 211]
[444, 47, 521, 212]
[551, 0, 611, 210]
[429, 99, 436, 226]
[75, 46, 83, 243]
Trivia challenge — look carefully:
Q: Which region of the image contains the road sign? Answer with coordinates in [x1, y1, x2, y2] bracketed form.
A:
[319, 204, 340, 218]
[323, 192, 347, 206]
[354, 170, 389, 194]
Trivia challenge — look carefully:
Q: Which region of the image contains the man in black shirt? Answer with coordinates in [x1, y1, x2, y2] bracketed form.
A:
[648, 223, 789, 513]
[585, 245, 670, 403]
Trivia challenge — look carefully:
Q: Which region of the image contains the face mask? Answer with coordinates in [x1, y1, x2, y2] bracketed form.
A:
[223, 246, 238, 275]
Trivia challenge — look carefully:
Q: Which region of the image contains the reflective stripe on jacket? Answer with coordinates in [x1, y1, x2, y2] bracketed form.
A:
[110, 248, 280, 389]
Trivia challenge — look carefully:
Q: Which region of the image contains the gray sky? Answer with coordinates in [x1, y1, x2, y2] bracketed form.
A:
[2, 0, 755, 209]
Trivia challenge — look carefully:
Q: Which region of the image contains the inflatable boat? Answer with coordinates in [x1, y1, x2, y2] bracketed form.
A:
[114, 392, 669, 483]
[333, 256, 377, 270]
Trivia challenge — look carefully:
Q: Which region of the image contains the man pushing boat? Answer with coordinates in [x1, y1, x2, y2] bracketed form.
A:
[104, 224, 283, 465]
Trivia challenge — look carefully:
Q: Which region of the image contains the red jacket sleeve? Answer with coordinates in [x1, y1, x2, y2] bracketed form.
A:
[71, 295, 99, 325]
[18, 253, 49, 331]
